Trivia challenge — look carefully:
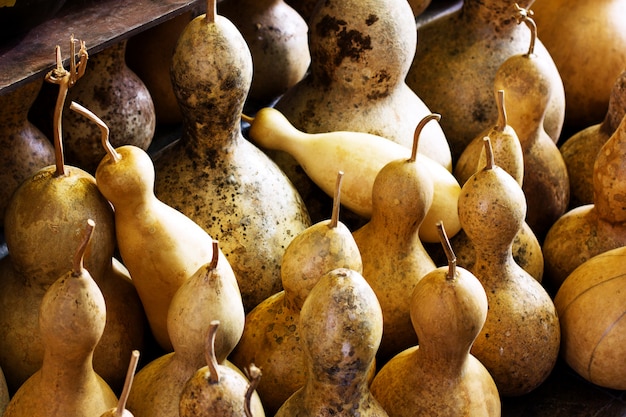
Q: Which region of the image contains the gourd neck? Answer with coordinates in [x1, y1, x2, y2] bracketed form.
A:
[180, 114, 242, 151]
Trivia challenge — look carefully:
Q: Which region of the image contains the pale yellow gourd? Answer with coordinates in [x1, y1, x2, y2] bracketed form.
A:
[244, 107, 461, 243]
[88, 99, 231, 352]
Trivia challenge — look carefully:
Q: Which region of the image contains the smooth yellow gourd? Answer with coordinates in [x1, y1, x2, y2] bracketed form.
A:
[245, 107, 461, 243]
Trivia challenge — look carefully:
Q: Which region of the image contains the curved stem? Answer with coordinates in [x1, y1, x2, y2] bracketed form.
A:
[116, 350, 140, 416]
[69, 101, 121, 164]
[410, 113, 441, 162]
[73, 219, 95, 276]
[494, 89, 507, 132]
[513, 3, 537, 56]
[209, 240, 220, 271]
[241, 113, 254, 125]
[244, 364, 262, 417]
[437, 222, 456, 281]
[483, 136, 495, 170]
[206, 320, 221, 384]
[330, 171, 344, 229]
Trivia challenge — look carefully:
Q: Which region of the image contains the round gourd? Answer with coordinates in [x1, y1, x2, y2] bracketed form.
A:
[554, 246, 626, 390]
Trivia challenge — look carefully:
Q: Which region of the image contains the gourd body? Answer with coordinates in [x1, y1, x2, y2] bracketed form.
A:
[559, 69, 626, 207]
[0, 165, 145, 394]
[62, 40, 156, 173]
[0, 79, 54, 227]
[407, 0, 565, 161]
[219, 0, 310, 107]
[230, 219, 363, 415]
[532, 0, 626, 132]
[155, 11, 310, 312]
[554, 246, 626, 390]
[274, 268, 387, 417]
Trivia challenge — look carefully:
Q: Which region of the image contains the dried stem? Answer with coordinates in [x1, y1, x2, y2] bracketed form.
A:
[483, 137, 495, 171]
[437, 222, 456, 281]
[514, 3, 537, 56]
[330, 171, 344, 229]
[45, 35, 88, 177]
[116, 350, 140, 416]
[244, 364, 262, 417]
[209, 240, 220, 271]
[206, 0, 216, 24]
[494, 90, 507, 132]
[206, 320, 221, 384]
[73, 219, 95, 276]
[69, 101, 121, 164]
[410, 113, 441, 162]
[241, 113, 254, 125]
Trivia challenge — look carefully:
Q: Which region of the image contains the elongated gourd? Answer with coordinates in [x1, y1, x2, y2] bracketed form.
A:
[230, 172, 364, 415]
[462, 138, 560, 396]
[87, 100, 231, 352]
[245, 107, 461, 243]
[352, 115, 437, 362]
[3, 220, 118, 417]
[370, 223, 500, 417]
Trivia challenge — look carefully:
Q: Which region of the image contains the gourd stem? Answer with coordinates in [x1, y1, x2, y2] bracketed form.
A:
[206, 320, 221, 384]
[73, 219, 95, 276]
[513, 3, 537, 55]
[330, 171, 344, 229]
[116, 350, 140, 416]
[495, 90, 507, 132]
[206, 0, 216, 24]
[437, 222, 456, 281]
[483, 137, 495, 170]
[410, 113, 441, 162]
[241, 113, 254, 125]
[45, 36, 88, 177]
[69, 101, 121, 164]
[244, 364, 262, 417]
[209, 240, 220, 270]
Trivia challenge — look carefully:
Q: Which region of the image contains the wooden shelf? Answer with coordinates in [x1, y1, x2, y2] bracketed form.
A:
[0, 0, 204, 95]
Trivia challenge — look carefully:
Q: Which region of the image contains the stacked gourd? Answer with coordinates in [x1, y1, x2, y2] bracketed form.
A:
[1, 0, 625, 416]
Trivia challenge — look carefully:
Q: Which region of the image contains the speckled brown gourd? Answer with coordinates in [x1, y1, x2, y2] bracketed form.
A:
[230, 172, 364, 415]
[93, 106, 232, 352]
[155, 0, 310, 312]
[99, 350, 140, 417]
[493, 8, 569, 240]
[0, 44, 146, 395]
[532, 0, 626, 133]
[218, 0, 310, 109]
[274, 0, 449, 166]
[179, 321, 265, 417]
[352, 115, 437, 363]
[125, 12, 193, 126]
[460, 138, 560, 397]
[559, 69, 626, 207]
[0, 79, 55, 227]
[271, 0, 450, 224]
[542, 113, 626, 293]
[61, 40, 156, 174]
[3, 220, 118, 417]
[245, 107, 462, 243]
[127, 242, 251, 417]
[274, 268, 388, 417]
[553, 247, 626, 390]
[407, 0, 565, 162]
[370, 223, 501, 417]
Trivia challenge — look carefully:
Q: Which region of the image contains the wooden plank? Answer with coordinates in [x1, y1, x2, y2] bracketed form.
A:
[0, 0, 204, 94]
